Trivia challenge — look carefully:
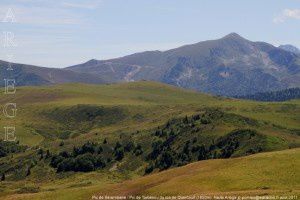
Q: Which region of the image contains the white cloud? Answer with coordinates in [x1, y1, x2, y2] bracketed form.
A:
[0, 1, 102, 25]
[273, 9, 300, 23]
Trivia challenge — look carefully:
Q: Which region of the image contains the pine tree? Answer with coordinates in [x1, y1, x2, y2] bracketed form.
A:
[1, 173, 5, 181]
[103, 138, 107, 144]
[45, 150, 51, 159]
[59, 141, 64, 146]
[26, 167, 31, 176]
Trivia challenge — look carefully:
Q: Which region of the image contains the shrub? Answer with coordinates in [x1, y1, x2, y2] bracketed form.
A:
[1, 173, 5, 181]
[124, 141, 135, 152]
[74, 153, 95, 172]
[145, 163, 154, 174]
[57, 158, 75, 172]
[114, 149, 124, 161]
[50, 155, 64, 168]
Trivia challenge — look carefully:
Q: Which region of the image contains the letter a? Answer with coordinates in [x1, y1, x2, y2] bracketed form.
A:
[3, 8, 16, 23]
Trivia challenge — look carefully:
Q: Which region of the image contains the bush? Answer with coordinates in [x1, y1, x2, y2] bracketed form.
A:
[1, 173, 5, 181]
[200, 117, 211, 124]
[124, 141, 135, 152]
[59, 141, 64, 146]
[57, 158, 75, 172]
[0, 140, 27, 158]
[133, 144, 143, 156]
[145, 164, 154, 174]
[114, 142, 122, 150]
[114, 149, 124, 161]
[74, 153, 95, 172]
[50, 140, 113, 172]
[95, 155, 106, 168]
[81, 142, 96, 154]
[158, 150, 175, 170]
[50, 155, 64, 168]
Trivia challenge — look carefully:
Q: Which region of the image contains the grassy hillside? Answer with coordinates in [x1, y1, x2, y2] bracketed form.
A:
[1, 81, 299, 146]
[97, 148, 300, 196]
[0, 81, 299, 199]
[1, 148, 299, 200]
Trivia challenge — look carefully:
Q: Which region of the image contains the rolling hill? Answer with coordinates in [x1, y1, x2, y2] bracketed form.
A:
[67, 33, 300, 96]
[93, 148, 300, 197]
[0, 81, 299, 199]
[1, 149, 299, 200]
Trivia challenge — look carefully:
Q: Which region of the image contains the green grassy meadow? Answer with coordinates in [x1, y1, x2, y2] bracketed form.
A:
[0, 81, 299, 199]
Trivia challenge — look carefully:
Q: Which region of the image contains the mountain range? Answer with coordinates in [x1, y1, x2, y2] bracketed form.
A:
[279, 44, 300, 55]
[0, 60, 104, 86]
[1, 33, 300, 96]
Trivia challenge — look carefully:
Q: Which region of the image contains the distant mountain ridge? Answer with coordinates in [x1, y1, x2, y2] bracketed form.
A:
[279, 44, 300, 55]
[0, 60, 105, 86]
[67, 33, 300, 96]
[1, 33, 300, 97]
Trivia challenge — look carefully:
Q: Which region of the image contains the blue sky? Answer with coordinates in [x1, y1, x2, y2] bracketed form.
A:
[0, 0, 299, 68]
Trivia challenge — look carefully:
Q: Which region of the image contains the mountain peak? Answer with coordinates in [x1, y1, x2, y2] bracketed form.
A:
[86, 59, 100, 65]
[223, 32, 245, 40]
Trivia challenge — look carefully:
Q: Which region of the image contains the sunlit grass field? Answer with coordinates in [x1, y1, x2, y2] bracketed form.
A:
[0, 81, 299, 199]
[2, 148, 299, 200]
[0, 81, 299, 146]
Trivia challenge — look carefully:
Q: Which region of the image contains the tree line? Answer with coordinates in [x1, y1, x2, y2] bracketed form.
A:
[144, 111, 264, 174]
[0, 140, 27, 158]
[236, 88, 300, 102]
[50, 139, 143, 172]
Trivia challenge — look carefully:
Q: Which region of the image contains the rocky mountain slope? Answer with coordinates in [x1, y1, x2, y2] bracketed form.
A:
[68, 33, 300, 96]
[279, 44, 300, 55]
[1, 33, 299, 97]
